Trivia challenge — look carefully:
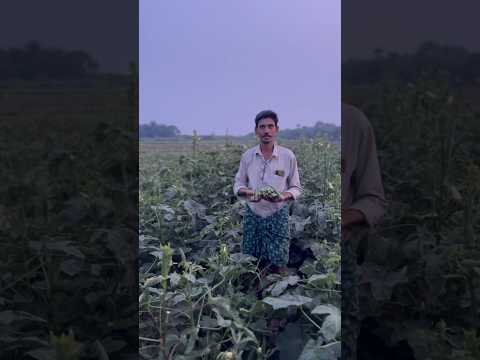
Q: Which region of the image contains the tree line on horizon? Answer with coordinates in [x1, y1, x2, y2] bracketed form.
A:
[139, 120, 340, 142]
[139, 122, 181, 138]
[343, 41, 480, 85]
[0, 41, 99, 80]
[3, 40, 478, 84]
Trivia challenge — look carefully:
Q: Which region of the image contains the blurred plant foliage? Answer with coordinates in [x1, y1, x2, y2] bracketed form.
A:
[346, 71, 480, 359]
[0, 115, 138, 359]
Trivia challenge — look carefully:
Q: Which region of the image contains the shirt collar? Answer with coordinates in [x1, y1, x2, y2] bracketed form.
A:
[255, 142, 279, 159]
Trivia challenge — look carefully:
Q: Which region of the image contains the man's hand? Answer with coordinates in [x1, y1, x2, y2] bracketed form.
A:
[237, 188, 255, 197]
[341, 208, 366, 240]
[238, 188, 262, 202]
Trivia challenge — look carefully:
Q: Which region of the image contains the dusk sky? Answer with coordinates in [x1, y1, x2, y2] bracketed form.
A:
[342, 1, 480, 61]
[140, 0, 341, 135]
[0, 0, 137, 73]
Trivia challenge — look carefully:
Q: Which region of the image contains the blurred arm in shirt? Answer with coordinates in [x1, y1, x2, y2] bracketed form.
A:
[342, 104, 387, 229]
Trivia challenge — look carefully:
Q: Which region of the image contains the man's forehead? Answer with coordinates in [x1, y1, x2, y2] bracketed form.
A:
[258, 118, 276, 126]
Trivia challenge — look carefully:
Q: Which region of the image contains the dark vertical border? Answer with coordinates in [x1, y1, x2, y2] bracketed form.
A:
[342, 1, 480, 359]
[0, 1, 139, 359]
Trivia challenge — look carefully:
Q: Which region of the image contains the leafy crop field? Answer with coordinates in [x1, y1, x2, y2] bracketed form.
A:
[140, 138, 304, 158]
[139, 138, 341, 359]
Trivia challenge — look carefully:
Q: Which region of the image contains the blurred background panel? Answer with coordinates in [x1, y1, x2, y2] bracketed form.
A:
[342, 1, 480, 359]
[0, 1, 139, 359]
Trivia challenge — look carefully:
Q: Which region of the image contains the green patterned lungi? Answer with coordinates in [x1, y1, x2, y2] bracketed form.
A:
[242, 204, 290, 267]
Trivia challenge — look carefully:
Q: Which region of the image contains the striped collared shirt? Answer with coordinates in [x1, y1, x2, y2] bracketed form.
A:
[233, 142, 301, 218]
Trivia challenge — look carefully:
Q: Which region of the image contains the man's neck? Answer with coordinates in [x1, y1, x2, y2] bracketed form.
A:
[260, 142, 274, 160]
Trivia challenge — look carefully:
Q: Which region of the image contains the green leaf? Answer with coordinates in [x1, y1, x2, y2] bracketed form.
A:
[290, 215, 311, 234]
[171, 293, 186, 305]
[144, 276, 164, 287]
[213, 309, 232, 328]
[311, 304, 335, 315]
[230, 253, 257, 263]
[266, 275, 300, 297]
[175, 347, 211, 360]
[183, 273, 196, 283]
[311, 304, 341, 341]
[298, 340, 340, 360]
[0, 311, 47, 325]
[183, 199, 207, 219]
[149, 251, 164, 259]
[208, 296, 240, 321]
[263, 294, 312, 310]
[95, 340, 110, 360]
[169, 272, 181, 286]
[322, 316, 341, 342]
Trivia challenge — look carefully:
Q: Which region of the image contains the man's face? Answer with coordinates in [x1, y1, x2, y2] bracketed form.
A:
[255, 117, 278, 145]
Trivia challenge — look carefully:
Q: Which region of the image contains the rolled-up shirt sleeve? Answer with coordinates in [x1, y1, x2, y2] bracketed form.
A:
[349, 119, 387, 227]
[286, 156, 302, 200]
[233, 154, 249, 196]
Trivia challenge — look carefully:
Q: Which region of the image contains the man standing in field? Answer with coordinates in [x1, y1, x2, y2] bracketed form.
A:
[341, 103, 387, 359]
[233, 110, 301, 275]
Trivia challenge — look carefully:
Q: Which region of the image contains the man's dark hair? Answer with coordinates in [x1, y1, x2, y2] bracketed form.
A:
[255, 110, 278, 128]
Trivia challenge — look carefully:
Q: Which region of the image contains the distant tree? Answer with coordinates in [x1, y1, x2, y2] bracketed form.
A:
[0, 41, 99, 80]
[139, 122, 181, 138]
[244, 121, 340, 142]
